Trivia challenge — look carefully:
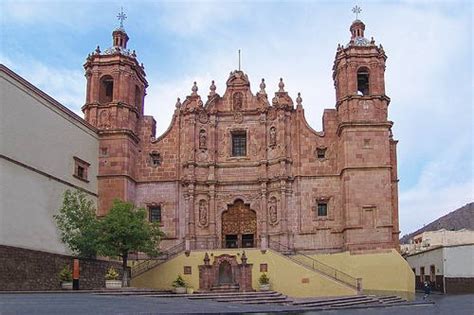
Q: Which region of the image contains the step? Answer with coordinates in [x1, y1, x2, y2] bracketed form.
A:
[329, 298, 378, 308]
[215, 293, 282, 302]
[234, 297, 293, 305]
[188, 291, 278, 300]
[293, 295, 368, 306]
[94, 290, 171, 296]
[300, 297, 375, 308]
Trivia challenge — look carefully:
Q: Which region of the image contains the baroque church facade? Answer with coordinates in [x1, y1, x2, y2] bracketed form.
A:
[82, 18, 399, 254]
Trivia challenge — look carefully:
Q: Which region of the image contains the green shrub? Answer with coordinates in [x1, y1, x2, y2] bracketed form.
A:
[105, 267, 119, 280]
[172, 275, 186, 288]
[258, 273, 270, 285]
[59, 265, 72, 282]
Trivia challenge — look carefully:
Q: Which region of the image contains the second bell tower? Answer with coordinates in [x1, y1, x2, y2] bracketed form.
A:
[332, 16, 400, 251]
[82, 14, 148, 215]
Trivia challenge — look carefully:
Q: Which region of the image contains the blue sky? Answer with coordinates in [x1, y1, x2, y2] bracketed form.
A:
[1, 0, 472, 236]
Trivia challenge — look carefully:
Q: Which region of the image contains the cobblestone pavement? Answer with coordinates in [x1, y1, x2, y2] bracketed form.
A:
[0, 293, 472, 314]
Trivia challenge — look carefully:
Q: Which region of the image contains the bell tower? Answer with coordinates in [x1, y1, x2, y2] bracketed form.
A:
[333, 9, 400, 251]
[82, 10, 148, 215]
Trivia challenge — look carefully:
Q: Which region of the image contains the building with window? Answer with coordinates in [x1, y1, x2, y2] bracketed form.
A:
[83, 19, 400, 255]
[0, 65, 99, 255]
[81, 18, 412, 298]
[406, 244, 474, 293]
[1, 16, 414, 298]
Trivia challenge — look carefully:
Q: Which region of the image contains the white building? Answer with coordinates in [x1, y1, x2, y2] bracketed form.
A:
[0, 65, 98, 255]
[406, 243, 474, 293]
[401, 229, 474, 256]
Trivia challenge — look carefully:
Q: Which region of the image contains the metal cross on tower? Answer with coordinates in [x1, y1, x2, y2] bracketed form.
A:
[117, 7, 127, 28]
[352, 5, 362, 20]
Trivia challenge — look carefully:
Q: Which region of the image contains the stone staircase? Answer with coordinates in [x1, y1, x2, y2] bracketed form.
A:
[209, 284, 240, 293]
[292, 294, 411, 309]
[95, 290, 423, 310]
[189, 290, 293, 305]
[268, 240, 360, 293]
[130, 241, 185, 278]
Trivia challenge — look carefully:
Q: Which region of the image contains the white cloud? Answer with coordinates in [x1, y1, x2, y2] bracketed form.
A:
[1, 54, 85, 116]
[399, 135, 473, 234]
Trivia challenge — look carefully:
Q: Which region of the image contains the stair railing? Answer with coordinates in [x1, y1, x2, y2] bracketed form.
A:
[131, 241, 185, 278]
[268, 240, 358, 289]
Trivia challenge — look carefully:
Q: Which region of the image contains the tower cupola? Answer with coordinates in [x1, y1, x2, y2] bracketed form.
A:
[112, 28, 129, 49]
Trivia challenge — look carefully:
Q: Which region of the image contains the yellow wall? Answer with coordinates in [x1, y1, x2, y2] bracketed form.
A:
[311, 250, 415, 300]
[132, 249, 356, 298]
[131, 248, 414, 300]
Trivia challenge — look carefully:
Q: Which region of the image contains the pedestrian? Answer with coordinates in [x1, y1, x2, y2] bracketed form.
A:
[423, 281, 431, 300]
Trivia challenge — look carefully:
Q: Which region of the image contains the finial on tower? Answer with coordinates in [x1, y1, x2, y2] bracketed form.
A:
[209, 80, 216, 96]
[191, 81, 198, 96]
[296, 92, 302, 106]
[352, 5, 362, 20]
[117, 7, 127, 29]
[278, 78, 285, 92]
[259, 78, 266, 94]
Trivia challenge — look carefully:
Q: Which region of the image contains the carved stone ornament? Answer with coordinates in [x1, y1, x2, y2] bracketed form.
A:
[360, 99, 372, 111]
[197, 150, 209, 162]
[269, 126, 277, 148]
[198, 110, 209, 124]
[234, 111, 243, 123]
[99, 110, 111, 129]
[218, 135, 228, 157]
[233, 92, 243, 111]
[268, 196, 278, 225]
[199, 129, 207, 149]
[198, 199, 208, 227]
[267, 108, 277, 121]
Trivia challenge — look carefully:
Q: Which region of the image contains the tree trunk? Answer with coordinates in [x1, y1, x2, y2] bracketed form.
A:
[122, 252, 129, 287]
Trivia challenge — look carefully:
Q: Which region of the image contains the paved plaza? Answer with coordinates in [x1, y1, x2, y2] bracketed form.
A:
[0, 293, 473, 314]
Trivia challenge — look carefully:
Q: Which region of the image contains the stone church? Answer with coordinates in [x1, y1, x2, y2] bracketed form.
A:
[82, 17, 399, 255]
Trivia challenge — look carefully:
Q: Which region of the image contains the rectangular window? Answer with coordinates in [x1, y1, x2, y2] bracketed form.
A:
[149, 206, 161, 223]
[317, 203, 328, 216]
[420, 266, 425, 283]
[316, 148, 326, 159]
[73, 156, 90, 182]
[232, 132, 247, 156]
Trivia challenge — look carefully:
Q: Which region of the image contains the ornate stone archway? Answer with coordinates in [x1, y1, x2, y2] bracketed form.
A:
[198, 253, 253, 292]
[222, 199, 257, 248]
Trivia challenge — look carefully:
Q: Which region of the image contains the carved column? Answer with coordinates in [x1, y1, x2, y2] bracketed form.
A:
[209, 184, 216, 249]
[260, 182, 268, 249]
[280, 179, 288, 246]
[186, 184, 196, 250]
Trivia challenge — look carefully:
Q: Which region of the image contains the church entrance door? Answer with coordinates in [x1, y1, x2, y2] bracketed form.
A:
[218, 261, 233, 284]
[222, 200, 256, 248]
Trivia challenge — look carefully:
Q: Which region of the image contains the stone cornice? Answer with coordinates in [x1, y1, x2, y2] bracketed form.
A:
[335, 94, 391, 109]
[97, 129, 140, 144]
[336, 121, 393, 136]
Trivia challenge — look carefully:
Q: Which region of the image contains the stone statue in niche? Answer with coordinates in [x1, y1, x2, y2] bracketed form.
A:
[268, 197, 278, 225]
[199, 129, 207, 149]
[233, 92, 243, 111]
[269, 126, 277, 148]
[199, 199, 208, 227]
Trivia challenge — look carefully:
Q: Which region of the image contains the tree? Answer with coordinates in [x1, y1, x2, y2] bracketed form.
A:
[54, 190, 100, 258]
[97, 200, 164, 287]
